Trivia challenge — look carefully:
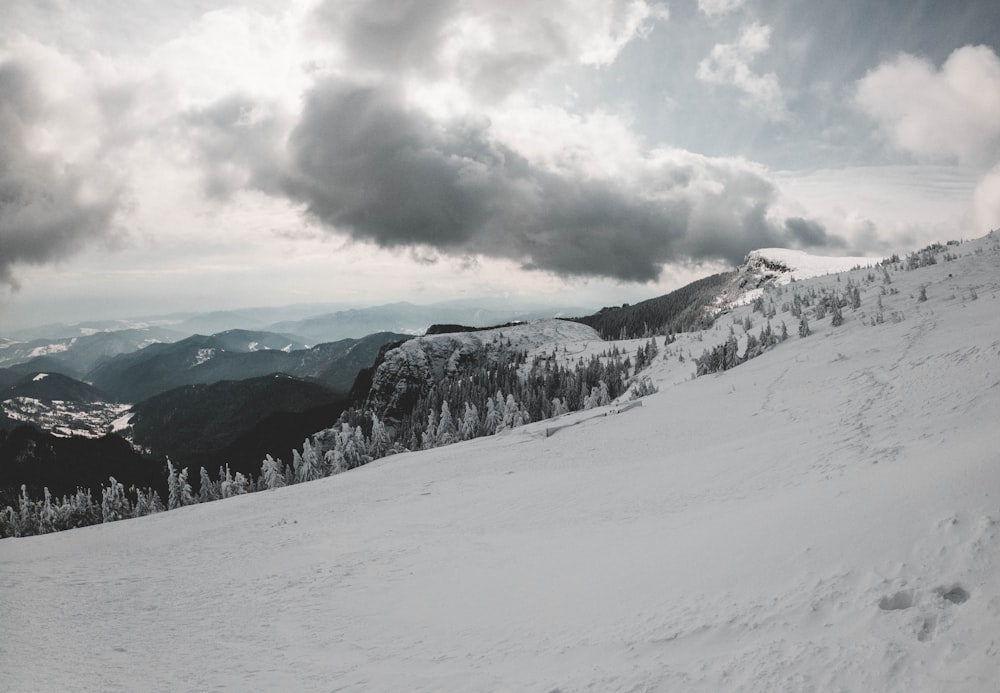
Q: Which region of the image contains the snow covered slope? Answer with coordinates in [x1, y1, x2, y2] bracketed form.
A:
[2, 234, 999, 691]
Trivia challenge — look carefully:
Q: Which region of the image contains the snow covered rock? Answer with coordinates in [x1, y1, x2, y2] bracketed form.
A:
[365, 320, 600, 420]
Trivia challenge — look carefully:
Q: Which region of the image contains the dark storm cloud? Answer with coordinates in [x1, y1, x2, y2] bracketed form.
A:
[184, 94, 288, 198]
[189, 77, 834, 281]
[271, 80, 689, 280]
[784, 216, 845, 248]
[0, 60, 123, 287]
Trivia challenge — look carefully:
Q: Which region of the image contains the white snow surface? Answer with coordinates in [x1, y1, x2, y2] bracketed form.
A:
[2, 236, 1000, 691]
[27, 340, 72, 357]
[31, 373, 49, 382]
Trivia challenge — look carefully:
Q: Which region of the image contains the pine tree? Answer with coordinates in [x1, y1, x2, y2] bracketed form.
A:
[232, 472, 250, 495]
[296, 439, 322, 483]
[219, 464, 235, 497]
[101, 477, 131, 523]
[422, 407, 438, 450]
[40, 487, 56, 534]
[199, 467, 220, 503]
[261, 454, 287, 490]
[438, 401, 456, 446]
[483, 396, 501, 435]
[831, 303, 844, 327]
[167, 459, 182, 510]
[369, 414, 391, 459]
[798, 316, 811, 338]
[459, 402, 479, 441]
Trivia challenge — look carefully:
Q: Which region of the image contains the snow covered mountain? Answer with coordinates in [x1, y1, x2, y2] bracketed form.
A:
[2, 233, 999, 691]
[716, 246, 885, 310]
[364, 319, 600, 420]
[0, 326, 183, 377]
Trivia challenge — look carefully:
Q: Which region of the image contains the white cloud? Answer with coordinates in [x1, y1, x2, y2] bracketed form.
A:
[697, 0, 746, 18]
[152, 4, 318, 110]
[974, 165, 1000, 231]
[774, 165, 980, 251]
[696, 22, 786, 120]
[855, 45, 1000, 165]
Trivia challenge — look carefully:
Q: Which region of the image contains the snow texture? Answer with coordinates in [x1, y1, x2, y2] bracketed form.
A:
[2, 235, 999, 691]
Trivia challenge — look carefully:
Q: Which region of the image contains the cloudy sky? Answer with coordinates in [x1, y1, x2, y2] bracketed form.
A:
[2, 0, 999, 329]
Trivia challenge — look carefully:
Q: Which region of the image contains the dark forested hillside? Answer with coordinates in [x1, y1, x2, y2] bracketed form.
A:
[128, 375, 348, 464]
[571, 271, 736, 339]
[0, 426, 165, 509]
[4, 372, 111, 403]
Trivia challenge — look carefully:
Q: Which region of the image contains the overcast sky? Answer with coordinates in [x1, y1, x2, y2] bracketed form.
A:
[2, 0, 999, 330]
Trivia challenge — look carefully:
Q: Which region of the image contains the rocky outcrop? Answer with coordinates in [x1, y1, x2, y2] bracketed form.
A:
[363, 320, 600, 421]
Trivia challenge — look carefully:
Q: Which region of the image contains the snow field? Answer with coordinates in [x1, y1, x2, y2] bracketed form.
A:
[1, 235, 999, 691]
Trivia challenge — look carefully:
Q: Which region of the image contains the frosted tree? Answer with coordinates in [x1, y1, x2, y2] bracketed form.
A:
[369, 414, 391, 459]
[337, 423, 365, 469]
[499, 393, 520, 431]
[422, 407, 439, 450]
[219, 464, 235, 498]
[168, 463, 196, 509]
[295, 439, 323, 483]
[352, 426, 370, 465]
[40, 488, 57, 534]
[232, 472, 250, 495]
[199, 467, 220, 503]
[325, 448, 347, 474]
[483, 397, 501, 435]
[15, 486, 41, 536]
[261, 454, 287, 490]
[132, 486, 162, 517]
[101, 477, 131, 523]
[459, 402, 480, 441]
[166, 460, 186, 510]
[438, 401, 457, 446]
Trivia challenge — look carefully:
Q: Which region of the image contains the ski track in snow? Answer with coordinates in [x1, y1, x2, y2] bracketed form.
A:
[2, 235, 1000, 691]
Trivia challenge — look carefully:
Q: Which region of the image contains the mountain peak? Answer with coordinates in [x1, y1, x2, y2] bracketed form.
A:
[741, 248, 884, 284]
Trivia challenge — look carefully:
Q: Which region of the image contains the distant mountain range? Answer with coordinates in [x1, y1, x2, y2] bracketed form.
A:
[4, 298, 596, 344]
[265, 300, 597, 343]
[0, 326, 184, 377]
[86, 329, 409, 402]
